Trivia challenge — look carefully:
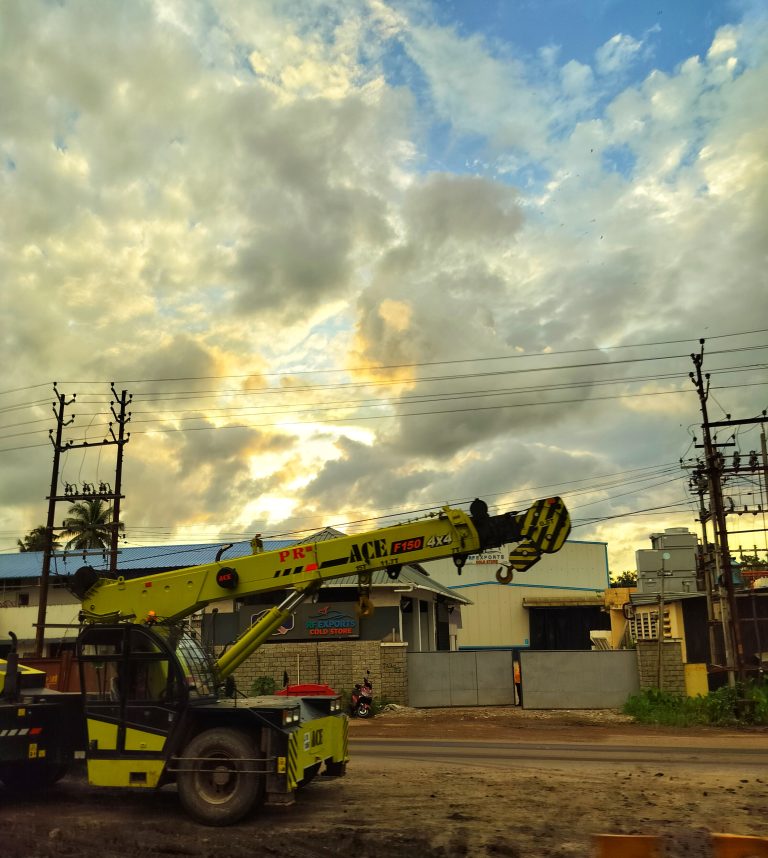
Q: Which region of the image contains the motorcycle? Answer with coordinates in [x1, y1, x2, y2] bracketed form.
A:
[350, 671, 373, 718]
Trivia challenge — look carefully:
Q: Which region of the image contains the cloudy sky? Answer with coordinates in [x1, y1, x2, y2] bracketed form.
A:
[1, 0, 767, 575]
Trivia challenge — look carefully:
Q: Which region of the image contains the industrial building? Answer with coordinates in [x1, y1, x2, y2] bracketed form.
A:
[424, 539, 611, 650]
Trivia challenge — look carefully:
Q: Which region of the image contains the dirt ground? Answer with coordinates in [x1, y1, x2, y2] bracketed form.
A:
[2, 706, 767, 858]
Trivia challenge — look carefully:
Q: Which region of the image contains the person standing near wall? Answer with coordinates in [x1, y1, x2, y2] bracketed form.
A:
[513, 658, 522, 707]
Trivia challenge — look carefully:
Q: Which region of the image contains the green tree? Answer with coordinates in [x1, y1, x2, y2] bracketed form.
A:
[738, 554, 768, 570]
[610, 570, 637, 588]
[17, 525, 61, 553]
[61, 499, 122, 550]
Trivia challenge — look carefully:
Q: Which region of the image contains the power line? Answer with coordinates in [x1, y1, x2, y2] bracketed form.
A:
[2, 377, 766, 452]
[64, 361, 767, 414]
[2, 351, 763, 437]
[3, 329, 765, 396]
[571, 500, 694, 527]
[50, 461, 678, 543]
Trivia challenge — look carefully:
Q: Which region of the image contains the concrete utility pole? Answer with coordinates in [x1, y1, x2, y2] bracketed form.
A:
[689, 343, 742, 685]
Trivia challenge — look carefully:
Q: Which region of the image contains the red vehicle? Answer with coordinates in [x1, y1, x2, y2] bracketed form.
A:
[350, 672, 373, 718]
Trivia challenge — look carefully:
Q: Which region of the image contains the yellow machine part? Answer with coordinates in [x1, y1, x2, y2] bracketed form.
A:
[124, 727, 167, 752]
[87, 758, 166, 788]
[86, 722, 166, 788]
[287, 715, 348, 790]
[86, 718, 119, 751]
[0, 659, 47, 694]
[87, 718, 167, 753]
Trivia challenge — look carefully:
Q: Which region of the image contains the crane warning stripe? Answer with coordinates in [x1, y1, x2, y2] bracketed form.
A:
[520, 498, 570, 553]
[319, 557, 348, 569]
[273, 567, 306, 578]
[287, 732, 299, 790]
[272, 556, 349, 578]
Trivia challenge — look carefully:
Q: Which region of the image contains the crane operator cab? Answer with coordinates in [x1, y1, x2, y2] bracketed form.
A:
[77, 624, 216, 789]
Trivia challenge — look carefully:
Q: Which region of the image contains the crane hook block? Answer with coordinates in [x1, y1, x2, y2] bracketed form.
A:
[355, 594, 374, 618]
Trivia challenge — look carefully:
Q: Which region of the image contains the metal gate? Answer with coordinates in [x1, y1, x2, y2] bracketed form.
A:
[407, 649, 639, 709]
[519, 650, 639, 709]
[407, 650, 514, 707]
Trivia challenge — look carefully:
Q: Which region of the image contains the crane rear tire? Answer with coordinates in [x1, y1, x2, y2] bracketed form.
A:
[177, 727, 264, 826]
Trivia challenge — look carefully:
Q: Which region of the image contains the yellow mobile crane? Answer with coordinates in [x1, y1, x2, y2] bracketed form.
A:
[1, 495, 569, 825]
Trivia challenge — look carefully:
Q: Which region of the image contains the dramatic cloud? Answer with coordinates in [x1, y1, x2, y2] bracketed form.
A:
[1, 1, 766, 574]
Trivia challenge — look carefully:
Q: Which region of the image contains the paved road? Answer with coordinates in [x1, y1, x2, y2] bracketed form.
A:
[350, 736, 768, 772]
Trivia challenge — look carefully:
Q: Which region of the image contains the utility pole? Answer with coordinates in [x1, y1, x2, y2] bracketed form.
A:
[108, 385, 132, 575]
[690, 342, 743, 684]
[681, 459, 717, 664]
[34, 383, 131, 657]
[761, 423, 768, 513]
[35, 385, 75, 657]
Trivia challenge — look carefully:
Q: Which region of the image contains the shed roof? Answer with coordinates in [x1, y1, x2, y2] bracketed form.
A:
[522, 596, 604, 608]
[329, 566, 472, 604]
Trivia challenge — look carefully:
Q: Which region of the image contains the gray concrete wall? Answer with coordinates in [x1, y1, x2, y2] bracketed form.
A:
[407, 650, 514, 707]
[520, 650, 639, 709]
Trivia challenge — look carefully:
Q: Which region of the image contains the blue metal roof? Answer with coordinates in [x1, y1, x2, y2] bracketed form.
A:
[0, 540, 297, 581]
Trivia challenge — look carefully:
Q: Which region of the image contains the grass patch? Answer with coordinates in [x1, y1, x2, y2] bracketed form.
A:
[623, 681, 768, 727]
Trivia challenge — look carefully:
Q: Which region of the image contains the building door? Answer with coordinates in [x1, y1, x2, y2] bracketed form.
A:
[529, 607, 610, 650]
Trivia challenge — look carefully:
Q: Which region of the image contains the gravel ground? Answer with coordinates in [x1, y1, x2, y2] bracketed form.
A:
[2, 707, 767, 858]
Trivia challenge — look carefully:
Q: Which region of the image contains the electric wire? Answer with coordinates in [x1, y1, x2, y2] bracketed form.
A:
[3, 377, 763, 452]
[1, 353, 763, 440]
[1, 329, 765, 401]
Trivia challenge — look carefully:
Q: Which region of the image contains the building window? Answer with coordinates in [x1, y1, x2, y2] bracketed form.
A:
[18, 593, 29, 607]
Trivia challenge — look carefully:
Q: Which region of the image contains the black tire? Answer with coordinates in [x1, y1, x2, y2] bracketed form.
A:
[0, 763, 67, 791]
[176, 728, 264, 826]
[297, 761, 321, 789]
[356, 702, 372, 718]
[323, 760, 346, 777]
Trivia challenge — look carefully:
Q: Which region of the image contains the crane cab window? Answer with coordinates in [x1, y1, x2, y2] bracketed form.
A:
[79, 627, 124, 658]
[78, 627, 125, 702]
[78, 626, 181, 704]
[170, 631, 216, 699]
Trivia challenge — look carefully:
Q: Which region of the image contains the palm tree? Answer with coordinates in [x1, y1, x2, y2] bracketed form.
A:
[17, 526, 62, 553]
[61, 499, 122, 550]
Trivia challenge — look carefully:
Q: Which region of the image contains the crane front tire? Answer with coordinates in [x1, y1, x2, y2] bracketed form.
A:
[177, 727, 264, 826]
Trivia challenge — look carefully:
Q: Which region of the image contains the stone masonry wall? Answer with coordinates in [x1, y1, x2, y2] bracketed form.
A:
[635, 639, 685, 695]
[380, 644, 408, 704]
[229, 641, 409, 705]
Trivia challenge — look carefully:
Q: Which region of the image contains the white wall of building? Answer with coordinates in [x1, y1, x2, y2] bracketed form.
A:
[0, 585, 81, 652]
[424, 541, 609, 649]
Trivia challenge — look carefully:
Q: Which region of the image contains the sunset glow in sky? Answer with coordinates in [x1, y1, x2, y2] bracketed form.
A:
[2, 0, 767, 574]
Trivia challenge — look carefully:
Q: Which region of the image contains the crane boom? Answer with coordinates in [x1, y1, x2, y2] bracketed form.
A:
[73, 496, 570, 631]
